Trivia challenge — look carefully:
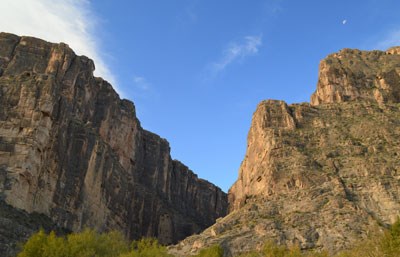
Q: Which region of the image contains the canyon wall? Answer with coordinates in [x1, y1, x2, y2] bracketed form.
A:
[170, 47, 400, 256]
[0, 33, 227, 255]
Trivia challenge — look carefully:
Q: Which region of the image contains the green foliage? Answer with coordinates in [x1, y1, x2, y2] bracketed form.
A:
[247, 241, 328, 257]
[120, 238, 173, 257]
[193, 245, 224, 257]
[262, 241, 289, 257]
[238, 219, 400, 257]
[381, 218, 400, 256]
[237, 252, 262, 257]
[18, 229, 129, 257]
[237, 241, 328, 257]
[17, 229, 172, 257]
[16, 219, 400, 257]
[66, 229, 128, 257]
[17, 229, 56, 257]
[336, 218, 400, 257]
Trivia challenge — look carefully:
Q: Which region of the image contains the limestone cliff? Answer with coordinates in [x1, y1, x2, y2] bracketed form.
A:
[310, 47, 400, 105]
[170, 47, 400, 256]
[0, 32, 227, 255]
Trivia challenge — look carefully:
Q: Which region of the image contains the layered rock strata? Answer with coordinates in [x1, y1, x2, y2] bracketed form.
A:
[170, 47, 400, 256]
[0, 32, 227, 254]
[311, 47, 400, 105]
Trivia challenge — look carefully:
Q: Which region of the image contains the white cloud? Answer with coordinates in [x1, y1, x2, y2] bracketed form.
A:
[375, 29, 400, 50]
[0, 0, 119, 94]
[212, 35, 262, 73]
[342, 19, 347, 25]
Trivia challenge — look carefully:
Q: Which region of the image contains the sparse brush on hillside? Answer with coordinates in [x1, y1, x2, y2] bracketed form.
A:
[17, 229, 172, 257]
[335, 218, 400, 257]
[237, 219, 400, 257]
[120, 238, 173, 257]
[16, 220, 400, 257]
[192, 245, 224, 257]
[237, 241, 329, 257]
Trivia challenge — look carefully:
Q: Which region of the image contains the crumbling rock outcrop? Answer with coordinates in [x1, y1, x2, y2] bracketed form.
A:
[0, 32, 227, 255]
[0, 200, 69, 257]
[311, 47, 400, 105]
[170, 47, 400, 257]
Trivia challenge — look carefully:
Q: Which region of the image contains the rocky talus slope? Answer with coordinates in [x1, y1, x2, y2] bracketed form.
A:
[0, 33, 227, 256]
[169, 47, 400, 256]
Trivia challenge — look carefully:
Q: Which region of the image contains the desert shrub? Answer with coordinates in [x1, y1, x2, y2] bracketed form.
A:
[17, 230, 66, 257]
[237, 250, 262, 257]
[193, 245, 224, 257]
[120, 238, 173, 257]
[17, 229, 129, 257]
[336, 219, 400, 257]
[237, 241, 328, 257]
[236, 220, 400, 257]
[16, 219, 400, 257]
[66, 229, 129, 257]
[306, 251, 329, 257]
[262, 241, 319, 257]
[262, 241, 290, 257]
[380, 218, 400, 256]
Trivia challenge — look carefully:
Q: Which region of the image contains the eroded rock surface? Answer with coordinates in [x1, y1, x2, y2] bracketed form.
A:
[0, 200, 69, 257]
[311, 47, 400, 105]
[0, 32, 227, 255]
[170, 47, 400, 256]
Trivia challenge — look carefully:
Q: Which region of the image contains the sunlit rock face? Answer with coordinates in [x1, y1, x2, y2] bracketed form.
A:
[170, 46, 400, 257]
[0, 32, 228, 254]
[310, 47, 400, 105]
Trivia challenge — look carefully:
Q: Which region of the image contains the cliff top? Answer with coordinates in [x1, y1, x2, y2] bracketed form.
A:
[311, 46, 400, 105]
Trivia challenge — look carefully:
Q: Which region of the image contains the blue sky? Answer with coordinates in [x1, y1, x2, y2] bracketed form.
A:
[1, 0, 400, 192]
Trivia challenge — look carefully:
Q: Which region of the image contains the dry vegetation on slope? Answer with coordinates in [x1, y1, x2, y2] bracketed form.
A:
[170, 47, 400, 256]
[16, 220, 400, 257]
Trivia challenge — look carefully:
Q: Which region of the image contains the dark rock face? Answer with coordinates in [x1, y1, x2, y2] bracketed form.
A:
[0, 32, 227, 255]
[0, 200, 69, 257]
[170, 47, 400, 257]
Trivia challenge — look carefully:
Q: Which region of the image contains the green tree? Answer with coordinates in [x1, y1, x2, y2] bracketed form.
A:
[42, 231, 67, 257]
[17, 230, 68, 257]
[17, 229, 130, 257]
[18, 229, 48, 257]
[66, 229, 128, 257]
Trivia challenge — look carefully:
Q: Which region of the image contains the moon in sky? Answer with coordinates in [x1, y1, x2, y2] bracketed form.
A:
[342, 19, 347, 25]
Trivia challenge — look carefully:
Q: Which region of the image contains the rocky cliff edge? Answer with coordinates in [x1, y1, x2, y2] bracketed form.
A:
[0, 32, 228, 256]
[170, 47, 400, 256]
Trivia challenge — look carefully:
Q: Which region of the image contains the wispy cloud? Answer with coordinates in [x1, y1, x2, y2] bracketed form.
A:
[263, 0, 284, 17]
[133, 76, 151, 91]
[131, 75, 159, 100]
[0, 0, 119, 94]
[375, 29, 400, 50]
[211, 35, 262, 73]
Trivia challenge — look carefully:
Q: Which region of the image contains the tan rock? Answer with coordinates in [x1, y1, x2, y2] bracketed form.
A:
[310, 47, 400, 105]
[171, 47, 400, 256]
[0, 32, 228, 255]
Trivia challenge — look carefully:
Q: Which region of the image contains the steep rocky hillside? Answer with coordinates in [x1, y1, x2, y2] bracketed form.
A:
[170, 47, 400, 256]
[0, 32, 227, 256]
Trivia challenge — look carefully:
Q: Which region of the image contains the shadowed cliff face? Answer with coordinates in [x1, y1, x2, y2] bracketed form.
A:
[170, 47, 400, 257]
[0, 32, 228, 254]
